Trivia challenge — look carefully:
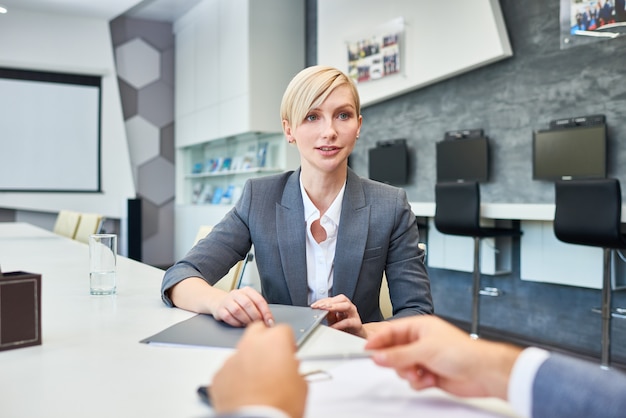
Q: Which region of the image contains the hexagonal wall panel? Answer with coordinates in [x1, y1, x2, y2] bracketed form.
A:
[160, 47, 175, 87]
[115, 38, 160, 89]
[161, 123, 175, 163]
[137, 156, 175, 206]
[140, 195, 159, 239]
[125, 115, 160, 167]
[138, 81, 174, 127]
[118, 78, 138, 120]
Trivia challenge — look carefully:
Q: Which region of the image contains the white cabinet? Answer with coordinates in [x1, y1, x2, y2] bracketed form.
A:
[520, 220, 626, 289]
[174, 0, 305, 147]
[426, 218, 514, 275]
[172, 0, 305, 257]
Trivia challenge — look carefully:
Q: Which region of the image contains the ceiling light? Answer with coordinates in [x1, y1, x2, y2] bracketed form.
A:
[0, 5, 7, 14]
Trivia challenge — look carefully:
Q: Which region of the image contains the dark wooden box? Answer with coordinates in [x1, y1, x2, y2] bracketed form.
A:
[0, 271, 42, 351]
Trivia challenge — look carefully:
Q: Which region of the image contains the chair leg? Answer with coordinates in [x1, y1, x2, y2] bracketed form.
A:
[470, 236, 481, 339]
[601, 248, 612, 369]
[236, 253, 254, 289]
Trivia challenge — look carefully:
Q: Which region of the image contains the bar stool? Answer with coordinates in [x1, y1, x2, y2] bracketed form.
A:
[434, 181, 521, 338]
[553, 178, 626, 369]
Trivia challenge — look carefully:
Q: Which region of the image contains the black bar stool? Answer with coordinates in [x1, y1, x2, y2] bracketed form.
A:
[434, 181, 521, 338]
[553, 178, 626, 369]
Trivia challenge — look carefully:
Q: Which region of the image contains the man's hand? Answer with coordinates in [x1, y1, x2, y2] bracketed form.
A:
[210, 322, 308, 418]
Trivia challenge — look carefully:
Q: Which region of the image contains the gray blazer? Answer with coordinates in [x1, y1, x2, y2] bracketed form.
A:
[161, 168, 433, 322]
[532, 353, 626, 418]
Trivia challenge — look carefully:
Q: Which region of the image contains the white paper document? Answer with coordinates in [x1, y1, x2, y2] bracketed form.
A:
[305, 359, 520, 418]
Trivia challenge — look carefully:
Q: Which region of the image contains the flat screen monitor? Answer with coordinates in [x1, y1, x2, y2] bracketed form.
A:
[436, 136, 489, 182]
[532, 124, 607, 181]
[369, 139, 409, 185]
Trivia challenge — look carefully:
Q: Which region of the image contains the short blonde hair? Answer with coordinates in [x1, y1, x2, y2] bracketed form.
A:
[280, 65, 361, 132]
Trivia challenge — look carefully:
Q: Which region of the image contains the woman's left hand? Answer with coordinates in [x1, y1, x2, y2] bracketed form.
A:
[311, 294, 367, 338]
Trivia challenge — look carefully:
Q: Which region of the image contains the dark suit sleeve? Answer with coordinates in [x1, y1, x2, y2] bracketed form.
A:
[531, 353, 626, 418]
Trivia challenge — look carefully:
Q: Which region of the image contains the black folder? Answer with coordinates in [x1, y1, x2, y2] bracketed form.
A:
[140, 304, 328, 349]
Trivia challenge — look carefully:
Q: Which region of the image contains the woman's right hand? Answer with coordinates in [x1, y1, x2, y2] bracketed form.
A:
[213, 286, 275, 328]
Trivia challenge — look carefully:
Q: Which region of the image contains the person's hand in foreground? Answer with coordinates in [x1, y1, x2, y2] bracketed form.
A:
[210, 321, 307, 418]
[365, 315, 523, 400]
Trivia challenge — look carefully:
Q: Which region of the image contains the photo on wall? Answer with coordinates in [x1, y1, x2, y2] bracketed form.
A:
[561, 0, 626, 49]
[346, 17, 404, 84]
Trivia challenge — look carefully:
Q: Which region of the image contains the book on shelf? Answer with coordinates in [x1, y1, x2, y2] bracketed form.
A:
[220, 185, 235, 204]
[257, 142, 268, 167]
[210, 157, 223, 172]
[221, 157, 232, 171]
[197, 183, 213, 204]
[211, 187, 223, 204]
[192, 162, 204, 174]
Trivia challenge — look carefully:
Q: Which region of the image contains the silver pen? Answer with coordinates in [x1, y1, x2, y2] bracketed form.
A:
[297, 350, 375, 361]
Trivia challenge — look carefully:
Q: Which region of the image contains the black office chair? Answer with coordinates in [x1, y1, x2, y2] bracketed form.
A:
[553, 178, 626, 369]
[434, 181, 521, 338]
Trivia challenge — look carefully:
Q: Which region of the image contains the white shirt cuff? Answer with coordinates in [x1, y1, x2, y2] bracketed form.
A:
[508, 347, 550, 418]
[223, 405, 291, 418]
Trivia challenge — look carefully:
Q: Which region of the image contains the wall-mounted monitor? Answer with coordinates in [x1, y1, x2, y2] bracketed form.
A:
[368, 139, 409, 185]
[436, 136, 489, 183]
[532, 124, 607, 181]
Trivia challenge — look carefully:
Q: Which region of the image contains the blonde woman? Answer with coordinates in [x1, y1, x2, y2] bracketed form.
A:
[161, 65, 433, 338]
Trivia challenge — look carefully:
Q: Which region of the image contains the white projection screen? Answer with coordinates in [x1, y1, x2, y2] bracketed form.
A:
[0, 68, 101, 192]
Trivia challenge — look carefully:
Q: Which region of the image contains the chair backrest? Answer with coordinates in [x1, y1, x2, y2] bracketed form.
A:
[379, 243, 427, 319]
[194, 225, 215, 245]
[52, 210, 81, 239]
[194, 225, 244, 292]
[554, 178, 626, 249]
[74, 213, 104, 244]
[434, 181, 481, 237]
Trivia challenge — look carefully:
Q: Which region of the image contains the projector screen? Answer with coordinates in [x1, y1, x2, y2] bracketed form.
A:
[0, 68, 101, 192]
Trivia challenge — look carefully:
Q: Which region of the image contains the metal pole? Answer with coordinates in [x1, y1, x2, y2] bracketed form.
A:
[470, 236, 481, 339]
[601, 247, 612, 369]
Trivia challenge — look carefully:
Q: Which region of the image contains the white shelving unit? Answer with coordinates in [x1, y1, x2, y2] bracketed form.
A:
[180, 132, 299, 206]
[172, 0, 305, 258]
[174, 133, 299, 259]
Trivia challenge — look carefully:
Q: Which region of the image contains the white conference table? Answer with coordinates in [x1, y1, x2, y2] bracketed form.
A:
[0, 222, 519, 418]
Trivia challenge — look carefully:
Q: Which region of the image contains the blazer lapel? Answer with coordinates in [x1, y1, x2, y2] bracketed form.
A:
[333, 169, 369, 300]
[276, 169, 309, 306]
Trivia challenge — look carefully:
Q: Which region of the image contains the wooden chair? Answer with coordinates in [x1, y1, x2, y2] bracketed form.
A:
[194, 226, 246, 292]
[379, 243, 427, 319]
[74, 213, 104, 244]
[52, 210, 81, 239]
